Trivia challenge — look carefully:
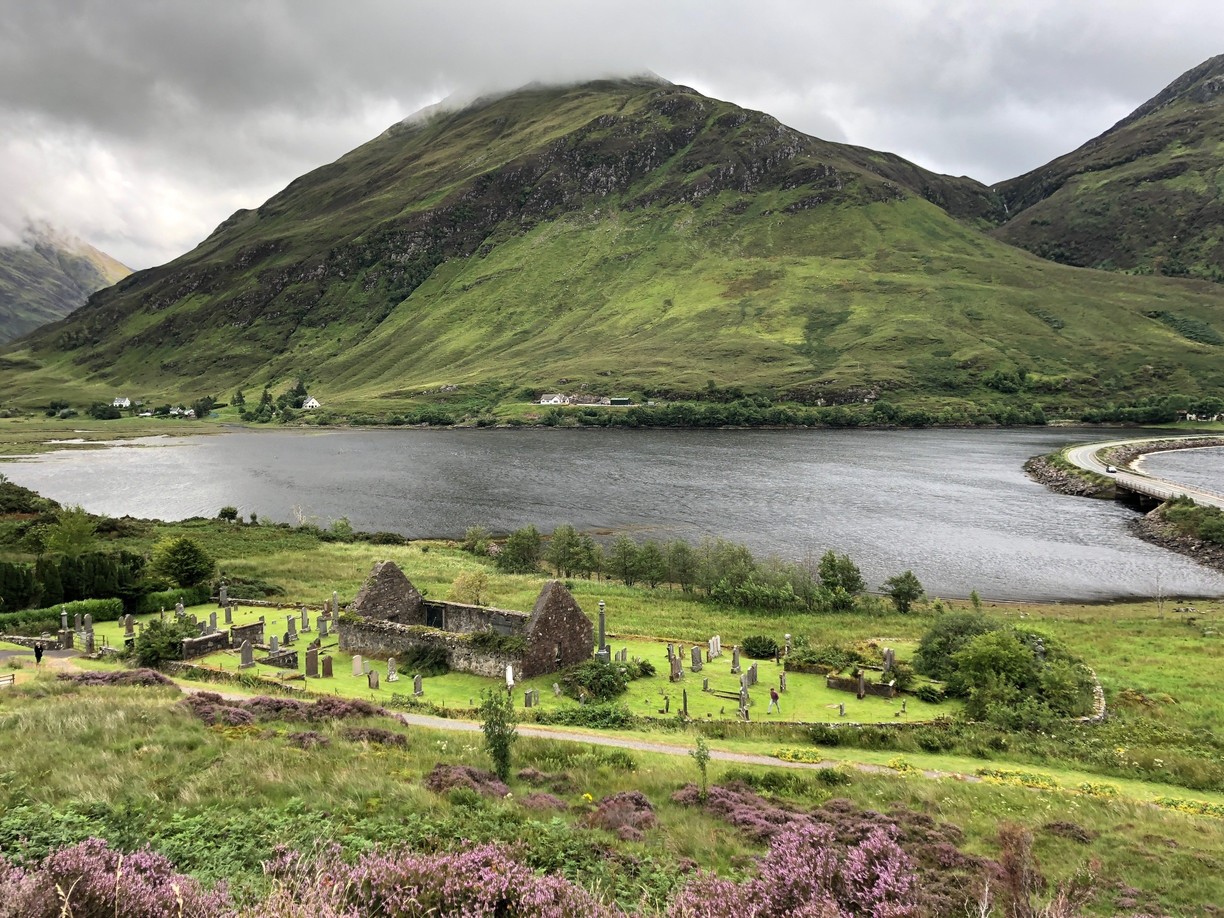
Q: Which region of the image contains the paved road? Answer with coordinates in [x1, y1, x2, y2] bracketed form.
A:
[1063, 436, 1224, 510]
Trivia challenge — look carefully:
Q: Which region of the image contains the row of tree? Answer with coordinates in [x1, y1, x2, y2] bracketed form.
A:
[465, 524, 924, 614]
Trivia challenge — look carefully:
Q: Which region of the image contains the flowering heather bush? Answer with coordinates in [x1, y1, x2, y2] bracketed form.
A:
[517, 767, 576, 794]
[0, 839, 230, 918]
[308, 695, 385, 720]
[519, 792, 568, 811]
[250, 842, 617, 918]
[178, 693, 390, 728]
[341, 726, 407, 747]
[423, 763, 510, 798]
[242, 695, 314, 721]
[585, 791, 657, 842]
[671, 781, 809, 843]
[57, 669, 174, 687]
[286, 730, 330, 750]
[669, 823, 918, 918]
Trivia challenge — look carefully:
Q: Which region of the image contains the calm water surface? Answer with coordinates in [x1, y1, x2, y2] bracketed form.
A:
[1140, 446, 1224, 495]
[4, 426, 1223, 601]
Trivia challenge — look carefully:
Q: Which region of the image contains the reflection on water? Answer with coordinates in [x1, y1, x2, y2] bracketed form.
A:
[4, 426, 1223, 601]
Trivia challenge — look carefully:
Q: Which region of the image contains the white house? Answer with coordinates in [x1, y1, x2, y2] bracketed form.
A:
[538, 394, 567, 405]
[302, 396, 321, 409]
[111, 397, 131, 409]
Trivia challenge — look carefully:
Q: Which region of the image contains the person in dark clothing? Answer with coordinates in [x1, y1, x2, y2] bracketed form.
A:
[33, 642, 43, 666]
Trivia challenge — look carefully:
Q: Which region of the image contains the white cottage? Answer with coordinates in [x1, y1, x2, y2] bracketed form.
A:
[538, 394, 567, 405]
[302, 396, 321, 409]
[111, 397, 131, 409]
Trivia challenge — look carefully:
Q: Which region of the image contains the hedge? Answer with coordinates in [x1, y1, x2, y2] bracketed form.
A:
[0, 598, 124, 635]
[133, 585, 211, 615]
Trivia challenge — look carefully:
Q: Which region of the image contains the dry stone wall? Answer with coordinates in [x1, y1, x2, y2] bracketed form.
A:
[338, 617, 522, 679]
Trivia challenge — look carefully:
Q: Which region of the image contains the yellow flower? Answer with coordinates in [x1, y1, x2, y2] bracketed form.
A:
[582, 793, 593, 802]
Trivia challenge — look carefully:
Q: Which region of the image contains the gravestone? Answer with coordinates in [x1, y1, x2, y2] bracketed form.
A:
[367, 669, 379, 690]
[363, 660, 372, 675]
[74, 612, 82, 632]
[351, 654, 363, 676]
[748, 663, 758, 687]
[779, 672, 788, 692]
[901, 699, 907, 713]
[223, 604, 233, 625]
[83, 613, 93, 632]
[505, 664, 515, 690]
[60, 608, 68, 631]
[321, 655, 333, 678]
[731, 646, 741, 674]
[301, 607, 310, 632]
[123, 614, 134, 635]
[784, 633, 791, 655]
[58, 629, 73, 650]
[282, 631, 291, 647]
[318, 618, 329, 638]
[218, 580, 228, 607]
[883, 648, 895, 673]
[197, 623, 206, 636]
[682, 689, 688, 718]
[269, 635, 279, 653]
[702, 677, 709, 691]
[386, 658, 398, 682]
[667, 643, 675, 661]
[532, 689, 540, 705]
[239, 640, 254, 669]
[286, 615, 297, 638]
[208, 611, 218, 633]
[524, 690, 534, 708]
[690, 645, 703, 672]
[552, 682, 562, 697]
[664, 696, 670, 714]
[669, 656, 683, 682]
[175, 600, 185, 618]
[413, 674, 423, 696]
[838, 702, 846, 717]
[305, 647, 319, 678]
[857, 671, 867, 699]
[332, 591, 339, 617]
[83, 632, 95, 654]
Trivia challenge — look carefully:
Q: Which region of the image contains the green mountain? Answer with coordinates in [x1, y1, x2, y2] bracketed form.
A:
[994, 54, 1224, 283]
[2, 76, 1222, 419]
[0, 223, 130, 344]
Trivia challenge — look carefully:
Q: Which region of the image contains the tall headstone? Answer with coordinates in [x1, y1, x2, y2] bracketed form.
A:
[779, 672, 788, 692]
[321, 655, 333, 678]
[857, 670, 867, 699]
[552, 682, 562, 697]
[223, 603, 233, 625]
[414, 674, 424, 696]
[60, 608, 69, 631]
[690, 645, 703, 672]
[332, 591, 339, 617]
[318, 618, 329, 638]
[524, 690, 534, 708]
[175, 600, 185, 618]
[748, 663, 758, 686]
[363, 660, 372, 675]
[239, 640, 254, 669]
[670, 656, 683, 682]
[305, 647, 319, 678]
[218, 580, 228, 607]
[667, 643, 675, 661]
[269, 634, 279, 653]
[784, 633, 792, 655]
[883, 648, 895, 673]
[123, 614, 134, 636]
[83, 613, 93, 632]
[682, 689, 688, 718]
[386, 658, 398, 682]
[597, 600, 606, 654]
[74, 612, 83, 632]
[301, 607, 310, 632]
[505, 663, 515, 690]
[368, 669, 379, 690]
[286, 615, 297, 639]
[208, 611, 218, 633]
[351, 655, 363, 677]
[731, 646, 741, 674]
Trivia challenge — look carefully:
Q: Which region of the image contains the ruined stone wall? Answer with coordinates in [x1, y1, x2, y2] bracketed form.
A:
[521, 581, 594, 678]
[230, 621, 265, 648]
[422, 600, 529, 636]
[338, 618, 523, 680]
[349, 560, 424, 624]
[181, 631, 230, 659]
[825, 674, 897, 699]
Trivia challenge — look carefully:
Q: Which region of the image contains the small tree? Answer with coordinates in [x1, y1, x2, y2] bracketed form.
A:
[883, 570, 924, 613]
[607, 536, 641, 586]
[637, 540, 666, 588]
[45, 505, 97, 558]
[462, 525, 492, 555]
[479, 688, 517, 782]
[496, 525, 541, 574]
[690, 735, 711, 801]
[818, 550, 865, 596]
[151, 536, 215, 588]
[449, 570, 489, 606]
[133, 617, 197, 668]
[217, 506, 239, 522]
[545, 524, 581, 577]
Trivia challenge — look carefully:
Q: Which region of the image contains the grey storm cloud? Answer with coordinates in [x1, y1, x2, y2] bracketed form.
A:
[0, 0, 1220, 267]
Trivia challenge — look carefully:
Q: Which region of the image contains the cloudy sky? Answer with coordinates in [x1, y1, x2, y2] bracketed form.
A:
[1, 0, 1221, 269]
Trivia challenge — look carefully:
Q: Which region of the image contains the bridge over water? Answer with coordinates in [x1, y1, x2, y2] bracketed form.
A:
[1063, 437, 1224, 511]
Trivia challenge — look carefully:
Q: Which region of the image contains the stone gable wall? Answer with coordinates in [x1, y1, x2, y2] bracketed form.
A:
[521, 581, 594, 678]
[349, 560, 423, 624]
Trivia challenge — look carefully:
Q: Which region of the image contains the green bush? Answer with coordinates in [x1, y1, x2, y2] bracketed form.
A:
[2, 597, 125, 633]
[132, 617, 199, 668]
[467, 629, 527, 655]
[134, 585, 211, 615]
[741, 635, 779, 659]
[560, 659, 629, 701]
[914, 684, 945, 704]
[398, 644, 450, 678]
[534, 703, 635, 729]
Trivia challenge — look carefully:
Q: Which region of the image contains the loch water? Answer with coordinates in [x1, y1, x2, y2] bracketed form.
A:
[4, 426, 1223, 601]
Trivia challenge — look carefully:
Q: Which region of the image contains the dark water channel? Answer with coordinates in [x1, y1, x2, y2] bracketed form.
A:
[4, 426, 1223, 601]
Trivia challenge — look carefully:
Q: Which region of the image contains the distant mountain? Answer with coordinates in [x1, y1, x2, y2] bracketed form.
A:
[0, 223, 130, 344]
[2, 77, 1222, 419]
[994, 54, 1224, 282]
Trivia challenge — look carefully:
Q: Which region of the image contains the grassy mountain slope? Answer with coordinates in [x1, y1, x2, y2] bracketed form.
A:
[0, 224, 130, 344]
[994, 54, 1224, 282]
[2, 78, 1222, 416]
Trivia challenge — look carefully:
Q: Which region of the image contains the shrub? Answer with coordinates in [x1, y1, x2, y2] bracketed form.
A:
[741, 634, 779, 659]
[397, 644, 450, 677]
[58, 669, 174, 687]
[479, 688, 517, 782]
[424, 763, 510, 798]
[132, 618, 199, 668]
[341, 727, 407, 747]
[534, 703, 635, 729]
[585, 791, 657, 842]
[468, 629, 527, 655]
[914, 684, 944, 704]
[150, 536, 215, 588]
[133, 585, 211, 615]
[560, 659, 629, 701]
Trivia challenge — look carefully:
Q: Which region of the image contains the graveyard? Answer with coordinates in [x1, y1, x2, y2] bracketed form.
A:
[71, 597, 954, 725]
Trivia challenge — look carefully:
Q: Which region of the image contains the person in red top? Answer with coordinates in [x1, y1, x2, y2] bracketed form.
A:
[767, 687, 780, 714]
